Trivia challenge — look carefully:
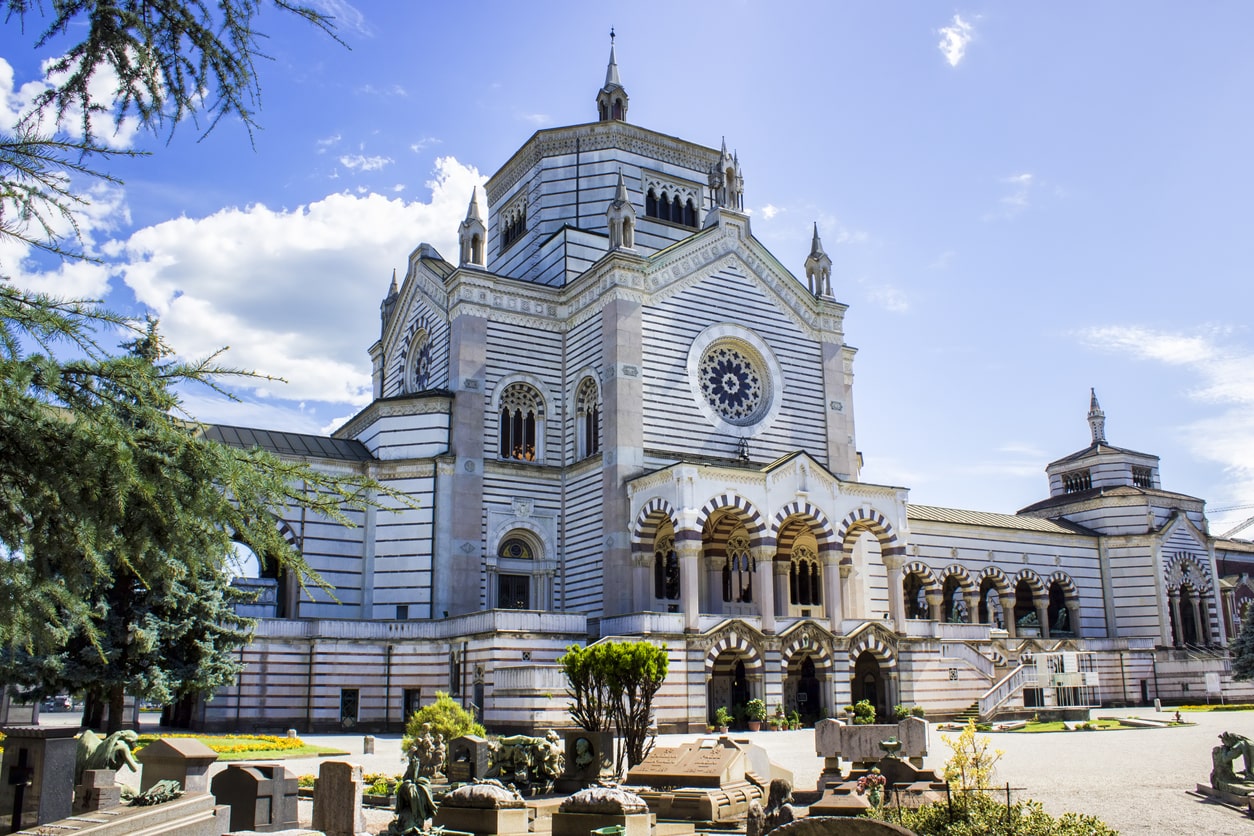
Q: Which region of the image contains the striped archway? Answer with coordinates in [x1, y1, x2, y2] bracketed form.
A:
[771, 502, 837, 555]
[834, 505, 905, 559]
[696, 493, 768, 547]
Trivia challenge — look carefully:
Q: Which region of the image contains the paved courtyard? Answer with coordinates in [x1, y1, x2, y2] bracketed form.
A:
[43, 706, 1254, 834]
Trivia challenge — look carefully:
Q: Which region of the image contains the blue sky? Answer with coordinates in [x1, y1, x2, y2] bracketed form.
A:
[3, 2, 1254, 529]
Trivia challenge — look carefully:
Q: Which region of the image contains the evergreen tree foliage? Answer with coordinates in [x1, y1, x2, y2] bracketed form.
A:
[0, 0, 339, 258]
[559, 640, 669, 771]
[1232, 602, 1254, 681]
[0, 295, 409, 703]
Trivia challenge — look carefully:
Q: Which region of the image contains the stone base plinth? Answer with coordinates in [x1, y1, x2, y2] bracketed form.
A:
[551, 810, 652, 836]
[434, 805, 529, 836]
[629, 780, 762, 822]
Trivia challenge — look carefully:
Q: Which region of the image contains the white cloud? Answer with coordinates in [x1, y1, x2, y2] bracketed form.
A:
[110, 156, 485, 408]
[1081, 324, 1254, 504]
[410, 137, 441, 153]
[316, 134, 342, 153]
[339, 153, 393, 172]
[519, 112, 550, 126]
[760, 204, 782, 220]
[938, 15, 975, 67]
[983, 172, 1037, 220]
[857, 277, 910, 313]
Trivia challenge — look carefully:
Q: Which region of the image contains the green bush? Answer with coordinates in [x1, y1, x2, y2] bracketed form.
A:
[893, 703, 927, 721]
[872, 792, 1116, 835]
[714, 706, 733, 727]
[845, 699, 876, 725]
[745, 698, 767, 722]
[403, 691, 485, 750]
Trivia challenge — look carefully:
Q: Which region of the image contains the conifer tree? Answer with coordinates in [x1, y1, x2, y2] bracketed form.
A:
[1232, 603, 1254, 681]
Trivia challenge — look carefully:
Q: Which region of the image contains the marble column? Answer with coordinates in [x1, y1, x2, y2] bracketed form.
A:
[678, 542, 701, 633]
[926, 591, 944, 622]
[885, 557, 906, 632]
[1169, 592, 1182, 646]
[756, 548, 775, 634]
[1001, 593, 1018, 638]
[825, 555, 844, 632]
[1036, 603, 1050, 639]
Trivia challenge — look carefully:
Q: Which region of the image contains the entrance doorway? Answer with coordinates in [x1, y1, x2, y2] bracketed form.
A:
[852, 651, 887, 722]
[708, 653, 752, 725]
[787, 654, 823, 722]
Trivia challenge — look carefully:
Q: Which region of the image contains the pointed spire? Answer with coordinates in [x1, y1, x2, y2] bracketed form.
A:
[1088, 388, 1107, 445]
[597, 29, 629, 121]
[614, 168, 629, 204]
[605, 28, 621, 87]
[388, 267, 398, 295]
[805, 222, 833, 297]
[459, 187, 486, 267]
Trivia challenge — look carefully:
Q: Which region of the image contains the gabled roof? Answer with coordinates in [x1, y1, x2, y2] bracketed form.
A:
[202, 424, 373, 462]
[907, 504, 1095, 535]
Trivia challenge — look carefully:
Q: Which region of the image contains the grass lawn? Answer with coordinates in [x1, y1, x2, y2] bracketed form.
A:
[1013, 719, 1129, 732]
[135, 733, 348, 760]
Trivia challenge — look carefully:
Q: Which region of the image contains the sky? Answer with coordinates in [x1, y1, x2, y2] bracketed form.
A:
[2, 2, 1254, 531]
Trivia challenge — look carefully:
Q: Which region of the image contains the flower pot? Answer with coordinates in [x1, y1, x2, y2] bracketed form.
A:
[747, 721, 761, 732]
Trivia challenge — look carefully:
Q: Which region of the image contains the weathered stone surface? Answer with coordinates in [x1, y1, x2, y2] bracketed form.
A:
[211, 762, 299, 833]
[441, 779, 525, 809]
[558, 787, 649, 814]
[136, 737, 219, 794]
[626, 737, 745, 789]
[0, 724, 79, 830]
[310, 761, 366, 836]
[814, 718, 929, 766]
[448, 735, 491, 783]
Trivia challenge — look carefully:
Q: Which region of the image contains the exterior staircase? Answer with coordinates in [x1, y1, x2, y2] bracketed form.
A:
[952, 702, 981, 725]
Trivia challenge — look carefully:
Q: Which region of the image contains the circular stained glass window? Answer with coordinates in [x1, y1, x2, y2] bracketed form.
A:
[698, 342, 766, 425]
[411, 336, 432, 390]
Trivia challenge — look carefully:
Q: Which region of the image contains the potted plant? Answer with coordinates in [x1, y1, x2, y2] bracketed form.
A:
[788, 709, 803, 730]
[714, 706, 733, 733]
[745, 698, 767, 732]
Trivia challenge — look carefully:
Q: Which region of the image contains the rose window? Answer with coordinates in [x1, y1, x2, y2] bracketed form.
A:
[412, 339, 432, 390]
[699, 343, 766, 424]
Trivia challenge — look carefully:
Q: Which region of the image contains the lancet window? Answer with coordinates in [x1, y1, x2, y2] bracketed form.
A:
[722, 530, 755, 603]
[576, 377, 601, 459]
[653, 534, 680, 601]
[789, 544, 822, 606]
[499, 383, 543, 461]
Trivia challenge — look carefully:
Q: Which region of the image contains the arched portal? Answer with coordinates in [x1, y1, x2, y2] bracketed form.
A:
[1047, 581, 1074, 636]
[787, 654, 823, 721]
[708, 652, 753, 725]
[852, 651, 886, 722]
[1178, 584, 1201, 645]
[943, 575, 966, 623]
[1014, 579, 1039, 635]
[903, 574, 928, 619]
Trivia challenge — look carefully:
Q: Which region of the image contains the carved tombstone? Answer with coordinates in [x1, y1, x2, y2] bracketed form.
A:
[553, 786, 652, 836]
[448, 735, 491, 783]
[556, 730, 617, 791]
[211, 762, 300, 832]
[434, 780, 529, 836]
[311, 760, 368, 836]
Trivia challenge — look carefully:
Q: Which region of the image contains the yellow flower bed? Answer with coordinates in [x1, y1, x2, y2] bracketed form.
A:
[136, 733, 305, 754]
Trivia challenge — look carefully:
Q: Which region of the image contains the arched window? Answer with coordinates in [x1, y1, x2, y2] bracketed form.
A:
[498, 383, 544, 462]
[659, 191, 671, 222]
[502, 203, 527, 250]
[612, 97, 623, 120]
[683, 198, 697, 227]
[498, 537, 534, 560]
[672, 194, 682, 222]
[722, 530, 754, 603]
[903, 574, 928, 619]
[789, 544, 822, 606]
[407, 328, 432, 392]
[646, 188, 658, 217]
[653, 533, 679, 601]
[575, 377, 601, 459]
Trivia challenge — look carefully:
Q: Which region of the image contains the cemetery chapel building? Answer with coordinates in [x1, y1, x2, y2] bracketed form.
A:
[206, 45, 1254, 732]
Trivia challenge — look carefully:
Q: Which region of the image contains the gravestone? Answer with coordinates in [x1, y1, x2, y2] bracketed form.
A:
[552, 786, 652, 836]
[814, 717, 929, 787]
[136, 738, 218, 793]
[811, 756, 945, 818]
[0, 725, 78, 833]
[556, 730, 617, 791]
[210, 762, 299, 832]
[434, 780, 529, 836]
[623, 736, 764, 822]
[311, 761, 368, 836]
[447, 735, 490, 783]
[76, 769, 122, 812]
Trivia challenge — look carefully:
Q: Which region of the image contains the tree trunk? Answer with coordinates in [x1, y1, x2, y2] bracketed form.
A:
[106, 685, 126, 734]
[83, 693, 104, 730]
